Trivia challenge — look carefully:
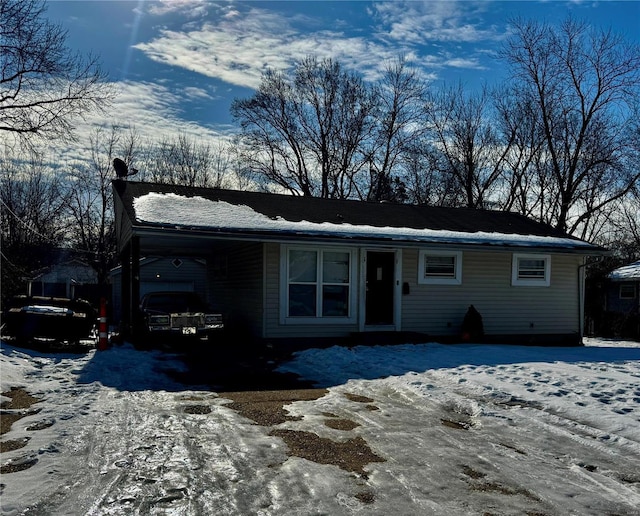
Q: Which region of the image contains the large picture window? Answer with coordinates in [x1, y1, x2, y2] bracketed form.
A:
[283, 246, 355, 322]
[418, 250, 462, 285]
[512, 254, 551, 287]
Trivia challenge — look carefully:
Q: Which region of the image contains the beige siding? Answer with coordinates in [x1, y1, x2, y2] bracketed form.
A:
[264, 243, 359, 339]
[401, 250, 582, 337]
[208, 242, 264, 337]
[263, 244, 582, 340]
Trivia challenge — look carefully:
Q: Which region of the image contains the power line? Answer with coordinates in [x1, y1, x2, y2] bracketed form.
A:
[0, 197, 59, 244]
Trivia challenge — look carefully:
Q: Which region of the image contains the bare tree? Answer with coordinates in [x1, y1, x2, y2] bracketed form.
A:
[500, 17, 640, 235]
[0, 147, 70, 300]
[232, 56, 376, 198]
[493, 87, 547, 217]
[232, 68, 309, 195]
[0, 0, 113, 146]
[366, 57, 427, 202]
[66, 126, 139, 283]
[423, 83, 512, 208]
[142, 133, 231, 189]
[401, 144, 460, 206]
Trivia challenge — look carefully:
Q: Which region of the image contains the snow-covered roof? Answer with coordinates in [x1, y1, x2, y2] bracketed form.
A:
[608, 260, 640, 281]
[113, 181, 604, 252]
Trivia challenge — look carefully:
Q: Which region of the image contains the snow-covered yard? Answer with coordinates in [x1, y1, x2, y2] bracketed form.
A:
[1, 337, 639, 515]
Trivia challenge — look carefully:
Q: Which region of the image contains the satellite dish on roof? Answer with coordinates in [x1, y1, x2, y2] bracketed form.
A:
[113, 158, 138, 179]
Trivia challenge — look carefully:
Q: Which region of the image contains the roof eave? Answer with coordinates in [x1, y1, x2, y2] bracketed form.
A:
[129, 224, 605, 255]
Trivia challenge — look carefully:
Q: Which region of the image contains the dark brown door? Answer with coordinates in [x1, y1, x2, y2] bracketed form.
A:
[365, 251, 395, 325]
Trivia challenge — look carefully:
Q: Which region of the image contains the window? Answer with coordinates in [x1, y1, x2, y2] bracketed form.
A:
[418, 250, 462, 285]
[620, 284, 637, 299]
[282, 246, 356, 322]
[512, 254, 551, 287]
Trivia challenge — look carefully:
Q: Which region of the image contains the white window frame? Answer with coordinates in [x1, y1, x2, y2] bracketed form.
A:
[511, 253, 551, 287]
[418, 250, 463, 285]
[279, 245, 358, 325]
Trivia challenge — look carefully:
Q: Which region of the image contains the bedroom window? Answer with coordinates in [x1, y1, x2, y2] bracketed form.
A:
[512, 254, 551, 287]
[283, 247, 356, 322]
[418, 250, 462, 285]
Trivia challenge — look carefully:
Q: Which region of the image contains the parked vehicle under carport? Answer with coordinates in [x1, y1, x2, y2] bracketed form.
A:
[136, 291, 224, 346]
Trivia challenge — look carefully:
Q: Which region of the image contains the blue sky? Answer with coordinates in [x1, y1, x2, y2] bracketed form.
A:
[45, 0, 640, 157]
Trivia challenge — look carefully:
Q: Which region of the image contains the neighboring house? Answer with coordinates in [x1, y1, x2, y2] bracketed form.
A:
[606, 260, 640, 312]
[28, 258, 99, 301]
[603, 260, 640, 338]
[110, 256, 209, 325]
[112, 181, 606, 345]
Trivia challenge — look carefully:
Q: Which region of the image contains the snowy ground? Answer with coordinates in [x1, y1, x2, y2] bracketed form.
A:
[1, 337, 639, 515]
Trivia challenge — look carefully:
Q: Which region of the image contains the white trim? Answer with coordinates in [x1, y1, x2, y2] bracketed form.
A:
[279, 244, 358, 325]
[511, 253, 551, 287]
[418, 250, 462, 285]
[394, 249, 402, 331]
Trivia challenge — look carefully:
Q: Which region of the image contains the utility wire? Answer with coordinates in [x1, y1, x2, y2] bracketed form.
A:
[0, 197, 60, 244]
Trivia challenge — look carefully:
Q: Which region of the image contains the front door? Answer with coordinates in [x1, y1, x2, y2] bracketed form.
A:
[365, 251, 395, 326]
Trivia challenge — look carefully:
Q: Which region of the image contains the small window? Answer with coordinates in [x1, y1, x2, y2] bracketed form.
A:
[620, 284, 637, 300]
[512, 254, 551, 287]
[418, 250, 462, 285]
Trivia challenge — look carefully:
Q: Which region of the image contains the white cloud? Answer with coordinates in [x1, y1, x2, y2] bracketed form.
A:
[146, 0, 210, 17]
[134, 6, 418, 88]
[444, 57, 486, 69]
[27, 1, 511, 169]
[45, 81, 231, 166]
[374, 1, 502, 44]
[132, 1, 502, 91]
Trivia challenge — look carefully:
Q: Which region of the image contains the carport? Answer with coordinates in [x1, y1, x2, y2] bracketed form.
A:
[116, 232, 241, 338]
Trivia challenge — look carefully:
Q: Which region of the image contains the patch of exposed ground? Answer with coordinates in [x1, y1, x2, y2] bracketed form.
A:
[344, 392, 379, 412]
[1, 452, 39, 474]
[223, 388, 386, 486]
[355, 490, 376, 504]
[223, 389, 328, 426]
[499, 442, 527, 455]
[1, 412, 27, 437]
[343, 393, 374, 404]
[269, 429, 385, 478]
[1, 388, 44, 473]
[183, 405, 212, 414]
[0, 436, 30, 453]
[1, 388, 41, 411]
[324, 418, 360, 431]
[441, 418, 471, 430]
[461, 464, 540, 502]
[1, 387, 42, 436]
[461, 465, 486, 480]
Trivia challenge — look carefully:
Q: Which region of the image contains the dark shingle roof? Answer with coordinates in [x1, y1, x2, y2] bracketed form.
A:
[113, 180, 603, 252]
